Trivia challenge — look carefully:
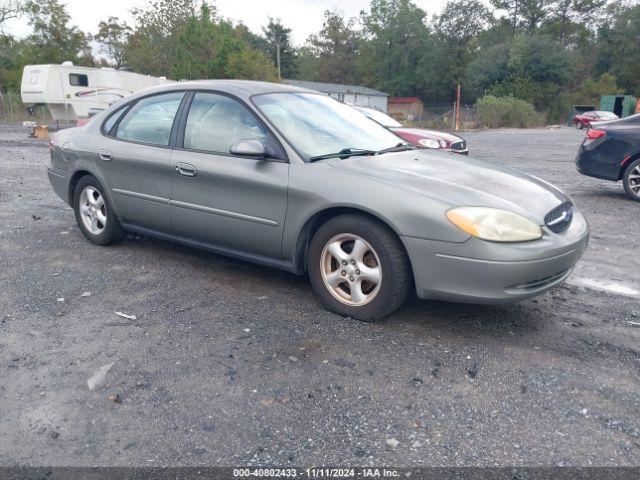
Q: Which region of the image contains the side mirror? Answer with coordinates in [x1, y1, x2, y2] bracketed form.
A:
[229, 139, 266, 158]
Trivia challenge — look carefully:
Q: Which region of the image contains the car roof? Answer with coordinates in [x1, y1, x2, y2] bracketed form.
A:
[128, 79, 318, 102]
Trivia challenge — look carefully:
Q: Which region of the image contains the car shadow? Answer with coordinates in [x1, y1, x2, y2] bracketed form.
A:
[576, 187, 632, 203]
[119, 231, 550, 339]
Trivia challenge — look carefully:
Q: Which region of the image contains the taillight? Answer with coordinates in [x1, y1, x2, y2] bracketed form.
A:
[586, 129, 606, 140]
[48, 138, 55, 150]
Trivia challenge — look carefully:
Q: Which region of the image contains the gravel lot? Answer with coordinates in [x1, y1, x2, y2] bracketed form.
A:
[1, 124, 639, 467]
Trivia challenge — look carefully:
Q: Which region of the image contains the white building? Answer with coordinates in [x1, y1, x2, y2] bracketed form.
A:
[283, 79, 389, 112]
[21, 62, 172, 121]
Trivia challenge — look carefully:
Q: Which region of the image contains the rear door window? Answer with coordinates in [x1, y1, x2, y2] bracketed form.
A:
[115, 92, 184, 146]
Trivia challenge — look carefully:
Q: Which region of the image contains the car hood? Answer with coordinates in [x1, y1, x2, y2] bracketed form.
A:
[392, 127, 463, 143]
[328, 150, 567, 221]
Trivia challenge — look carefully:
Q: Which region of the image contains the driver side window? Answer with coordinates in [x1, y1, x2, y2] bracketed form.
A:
[183, 92, 268, 154]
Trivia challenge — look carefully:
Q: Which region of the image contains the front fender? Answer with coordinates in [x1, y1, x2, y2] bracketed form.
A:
[282, 163, 470, 258]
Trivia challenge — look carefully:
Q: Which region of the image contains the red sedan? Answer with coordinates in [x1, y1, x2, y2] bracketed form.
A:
[356, 106, 468, 154]
[573, 110, 618, 129]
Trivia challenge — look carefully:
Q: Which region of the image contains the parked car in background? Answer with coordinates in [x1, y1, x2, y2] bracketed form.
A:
[76, 107, 104, 127]
[576, 114, 640, 201]
[48, 80, 588, 321]
[573, 110, 618, 129]
[356, 106, 468, 154]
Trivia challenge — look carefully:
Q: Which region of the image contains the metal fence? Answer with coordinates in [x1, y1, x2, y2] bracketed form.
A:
[411, 103, 478, 131]
[0, 91, 52, 124]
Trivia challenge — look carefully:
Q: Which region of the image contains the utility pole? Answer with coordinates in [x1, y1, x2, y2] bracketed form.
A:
[276, 42, 281, 80]
[455, 84, 461, 131]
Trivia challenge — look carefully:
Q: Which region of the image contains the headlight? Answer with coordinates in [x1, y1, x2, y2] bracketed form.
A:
[446, 207, 542, 242]
[419, 138, 441, 149]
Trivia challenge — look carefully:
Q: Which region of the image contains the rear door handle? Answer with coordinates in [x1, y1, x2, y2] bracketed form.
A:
[175, 163, 198, 177]
[98, 150, 112, 161]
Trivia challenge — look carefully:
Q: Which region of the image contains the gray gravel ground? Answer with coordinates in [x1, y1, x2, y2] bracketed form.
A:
[1, 124, 639, 467]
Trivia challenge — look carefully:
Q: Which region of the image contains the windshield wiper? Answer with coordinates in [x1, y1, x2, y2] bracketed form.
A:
[376, 143, 415, 155]
[309, 148, 376, 162]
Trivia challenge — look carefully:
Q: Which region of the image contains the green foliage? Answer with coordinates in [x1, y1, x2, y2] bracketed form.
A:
[571, 73, 623, 106]
[124, 0, 276, 81]
[1, 0, 639, 127]
[475, 94, 544, 128]
[23, 0, 92, 65]
[508, 35, 571, 85]
[94, 17, 130, 68]
[594, 2, 640, 97]
[0, 35, 23, 90]
[262, 18, 297, 78]
[306, 10, 361, 85]
[360, 0, 432, 97]
[466, 43, 511, 99]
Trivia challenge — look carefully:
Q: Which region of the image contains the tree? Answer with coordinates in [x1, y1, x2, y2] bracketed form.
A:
[594, 2, 640, 96]
[572, 73, 623, 106]
[544, 0, 605, 44]
[125, 0, 199, 76]
[0, 0, 23, 31]
[23, 0, 92, 65]
[361, 0, 432, 97]
[466, 42, 511, 99]
[490, 0, 554, 35]
[307, 10, 360, 85]
[262, 17, 297, 79]
[436, 0, 493, 45]
[124, 0, 277, 81]
[490, 0, 521, 35]
[435, 0, 493, 87]
[95, 17, 130, 68]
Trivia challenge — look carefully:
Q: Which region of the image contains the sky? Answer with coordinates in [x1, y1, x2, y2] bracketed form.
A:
[4, 0, 452, 46]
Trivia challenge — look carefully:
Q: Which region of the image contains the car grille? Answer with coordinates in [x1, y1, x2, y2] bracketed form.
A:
[450, 140, 466, 151]
[544, 202, 573, 233]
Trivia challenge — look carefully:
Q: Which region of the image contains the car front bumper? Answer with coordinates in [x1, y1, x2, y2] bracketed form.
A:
[401, 210, 589, 304]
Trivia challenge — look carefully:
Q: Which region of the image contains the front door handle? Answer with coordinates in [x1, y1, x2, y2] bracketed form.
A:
[175, 163, 198, 177]
[98, 150, 112, 161]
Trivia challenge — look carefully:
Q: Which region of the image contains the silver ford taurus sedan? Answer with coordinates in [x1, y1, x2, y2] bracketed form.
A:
[47, 80, 589, 321]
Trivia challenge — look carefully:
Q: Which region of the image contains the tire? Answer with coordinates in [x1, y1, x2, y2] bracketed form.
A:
[73, 175, 125, 245]
[623, 158, 640, 202]
[575, 121, 584, 129]
[307, 214, 412, 321]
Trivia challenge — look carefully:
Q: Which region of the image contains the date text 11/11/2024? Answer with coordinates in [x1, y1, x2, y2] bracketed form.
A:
[233, 467, 401, 478]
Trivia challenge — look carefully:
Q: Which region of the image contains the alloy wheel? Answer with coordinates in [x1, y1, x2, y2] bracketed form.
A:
[79, 186, 107, 235]
[628, 165, 640, 197]
[320, 234, 382, 306]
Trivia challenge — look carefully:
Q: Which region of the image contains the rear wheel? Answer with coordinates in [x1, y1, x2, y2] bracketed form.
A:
[73, 175, 125, 245]
[308, 214, 411, 321]
[623, 159, 640, 202]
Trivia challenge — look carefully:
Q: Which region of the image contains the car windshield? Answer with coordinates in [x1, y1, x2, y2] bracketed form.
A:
[253, 92, 403, 161]
[358, 107, 403, 128]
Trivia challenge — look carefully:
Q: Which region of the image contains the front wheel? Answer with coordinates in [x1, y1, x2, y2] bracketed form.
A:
[73, 175, 125, 245]
[623, 159, 640, 202]
[308, 214, 412, 321]
[575, 121, 584, 129]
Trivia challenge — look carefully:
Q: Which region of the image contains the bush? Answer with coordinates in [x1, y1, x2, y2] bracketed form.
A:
[475, 95, 544, 128]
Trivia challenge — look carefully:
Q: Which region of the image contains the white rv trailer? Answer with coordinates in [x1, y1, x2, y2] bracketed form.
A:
[21, 62, 173, 121]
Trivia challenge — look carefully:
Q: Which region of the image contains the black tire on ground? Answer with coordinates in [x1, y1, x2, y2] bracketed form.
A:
[307, 214, 412, 322]
[73, 175, 125, 245]
[575, 121, 584, 129]
[622, 158, 640, 202]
